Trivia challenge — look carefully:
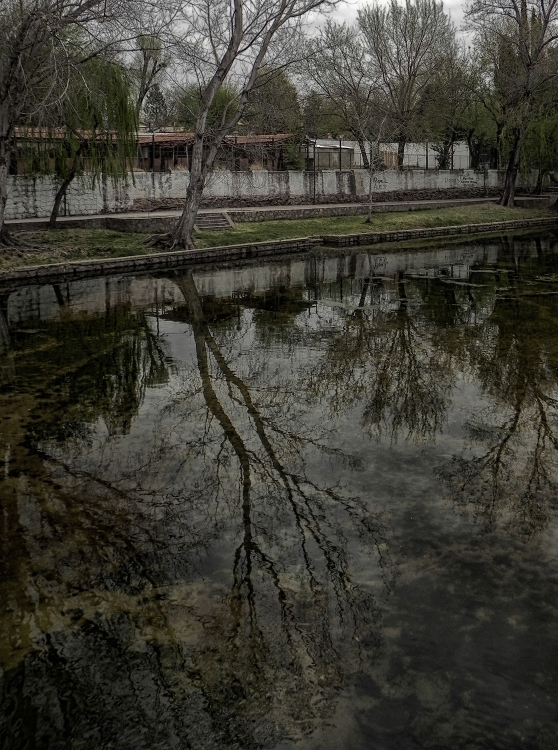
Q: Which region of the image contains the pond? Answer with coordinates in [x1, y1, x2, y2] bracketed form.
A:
[1, 232, 558, 750]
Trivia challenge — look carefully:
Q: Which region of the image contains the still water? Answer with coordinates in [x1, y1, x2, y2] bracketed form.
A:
[1, 234, 558, 750]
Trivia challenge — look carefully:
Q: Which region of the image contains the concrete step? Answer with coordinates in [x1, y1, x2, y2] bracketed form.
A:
[196, 218, 230, 226]
[194, 212, 234, 231]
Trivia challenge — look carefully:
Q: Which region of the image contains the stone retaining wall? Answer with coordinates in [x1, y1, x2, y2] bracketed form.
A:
[6, 197, 501, 234]
[134, 186, 502, 212]
[0, 238, 322, 287]
[322, 217, 558, 246]
[5, 169, 505, 220]
[226, 198, 500, 224]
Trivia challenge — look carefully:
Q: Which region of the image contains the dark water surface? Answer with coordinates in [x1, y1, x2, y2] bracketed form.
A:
[2, 234, 558, 750]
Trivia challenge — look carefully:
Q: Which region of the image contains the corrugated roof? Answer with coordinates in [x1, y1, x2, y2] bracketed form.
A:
[137, 132, 292, 146]
[14, 128, 293, 147]
[227, 133, 291, 145]
[13, 127, 117, 141]
[138, 131, 194, 145]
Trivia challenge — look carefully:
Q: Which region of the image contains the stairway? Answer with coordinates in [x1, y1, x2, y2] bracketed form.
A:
[194, 212, 234, 231]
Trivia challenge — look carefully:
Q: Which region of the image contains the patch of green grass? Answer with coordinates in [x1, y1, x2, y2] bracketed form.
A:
[0, 229, 151, 272]
[195, 203, 554, 247]
[1, 203, 555, 273]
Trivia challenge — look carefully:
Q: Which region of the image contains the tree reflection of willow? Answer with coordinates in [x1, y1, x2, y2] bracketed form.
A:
[306, 272, 455, 443]
[440, 282, 558, 538]
[1, 272, 392, 750]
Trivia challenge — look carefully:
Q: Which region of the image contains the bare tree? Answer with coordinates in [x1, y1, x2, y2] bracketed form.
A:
[0, 0, 133, 245]
[420, 44, 473, 168]
[131, 33, 168, 120]
[40, 53, 137, 227]
[150, 0, 338, 251]
[467, 0, 558, 205]
[358, 0, 456, 169]
[305, 21, 380, 167]
[365, 115, 391, 221]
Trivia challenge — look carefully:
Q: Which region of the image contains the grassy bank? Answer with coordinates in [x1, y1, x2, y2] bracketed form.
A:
[2, 203, 554, 272]
[195, 203, 553, 248]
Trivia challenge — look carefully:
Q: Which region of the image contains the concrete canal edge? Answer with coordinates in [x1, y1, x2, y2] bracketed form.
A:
[322, 216, 558, 246]
[0, 237, 323, 286]
[2, 216, 558, 286]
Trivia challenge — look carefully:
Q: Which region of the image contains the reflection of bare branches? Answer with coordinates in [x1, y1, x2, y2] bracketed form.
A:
[0, 266, 395, 750]
[172, 270, 388, 746]
[305, 273, 454, 443]
[440, 294, 558, 537]
[441, 390, 558, 537]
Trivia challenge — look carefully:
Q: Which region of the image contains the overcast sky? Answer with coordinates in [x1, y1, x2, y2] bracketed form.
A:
[329, 0, 467, 34]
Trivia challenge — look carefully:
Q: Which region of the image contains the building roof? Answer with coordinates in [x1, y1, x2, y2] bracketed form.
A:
[137, 131, 292, 147]
[13, 127, 116, 142]
[14, 127, 293, 148]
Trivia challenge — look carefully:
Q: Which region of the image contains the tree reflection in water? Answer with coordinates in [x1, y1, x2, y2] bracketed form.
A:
[305, 267, 455, 443]
[301, 244, 558, 536]
[3, 238, 558, 749]
[440, 268, 558, 537]
[0, 270, 391, 749]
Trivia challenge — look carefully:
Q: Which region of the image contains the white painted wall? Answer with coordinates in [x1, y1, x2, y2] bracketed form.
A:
[316, 139, 473, 170]
[5, 169, 503, 221]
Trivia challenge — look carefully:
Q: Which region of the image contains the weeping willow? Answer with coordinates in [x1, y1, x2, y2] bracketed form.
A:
[19, 54, 137, 226]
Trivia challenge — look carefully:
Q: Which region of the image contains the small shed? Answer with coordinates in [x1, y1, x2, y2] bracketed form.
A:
[302, 139, 354, 170]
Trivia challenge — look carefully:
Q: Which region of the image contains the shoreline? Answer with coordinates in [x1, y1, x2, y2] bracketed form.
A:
[1, 215, 558, 288]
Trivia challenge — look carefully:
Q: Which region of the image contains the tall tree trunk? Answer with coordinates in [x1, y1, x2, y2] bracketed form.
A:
[0, 133, 12, 246]
[356, 137, 370, 169]
[496, 121, 505, 170]
[0, 293, 10, 355]
[172, 133, 205, 249]
[49, 143, 83, 227]
[467, 131, 480, 170]
[172, 178, 205, 250]
[172, 132, 220, 250]
[535, 168, 546, 195]
[397, 137, 406, 170]
[50, 170, 76, 228]
[366, 163, 375, 223]
[500, 128, 523, 207]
